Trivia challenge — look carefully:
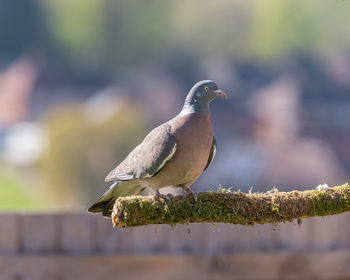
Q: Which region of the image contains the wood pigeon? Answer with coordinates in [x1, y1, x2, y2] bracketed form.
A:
[88, 80, 227, 217]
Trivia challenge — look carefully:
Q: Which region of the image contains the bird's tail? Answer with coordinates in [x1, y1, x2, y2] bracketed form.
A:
[87, 182, 145, 218]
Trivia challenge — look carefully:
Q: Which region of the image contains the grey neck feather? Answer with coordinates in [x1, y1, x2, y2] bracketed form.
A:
[179, 96, 210, 116]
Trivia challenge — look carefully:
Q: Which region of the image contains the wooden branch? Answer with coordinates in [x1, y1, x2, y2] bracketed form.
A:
[111, 184, 350, 228]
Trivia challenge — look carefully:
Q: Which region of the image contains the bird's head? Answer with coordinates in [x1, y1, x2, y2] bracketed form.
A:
[181, 80, 227, 115]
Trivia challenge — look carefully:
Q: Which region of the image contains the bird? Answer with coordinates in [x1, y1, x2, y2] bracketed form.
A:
[88, 80, 227, 217]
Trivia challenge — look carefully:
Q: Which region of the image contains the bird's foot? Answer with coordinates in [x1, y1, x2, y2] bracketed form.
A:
[166, 193, 175, 200]
[185, 187, 197, 202]
[154, 189, 172, 202]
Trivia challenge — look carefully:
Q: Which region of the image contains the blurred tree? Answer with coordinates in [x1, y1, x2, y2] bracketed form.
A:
[40, 101, 148, 206]
[1, 0, 350, 78]
[0, 168, 48, 210]
[40, 0, 172, 76]
[249, 0, 350, 60]
[1, 0, 346, 80]
[39, 0, 104, 74]
[0, 0, 52, 61]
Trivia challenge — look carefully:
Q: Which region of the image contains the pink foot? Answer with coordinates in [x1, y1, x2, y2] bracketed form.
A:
[154, 189, 171, 202]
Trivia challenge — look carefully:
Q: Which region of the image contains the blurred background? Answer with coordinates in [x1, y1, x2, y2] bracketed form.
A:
[1, 0, 350, 279]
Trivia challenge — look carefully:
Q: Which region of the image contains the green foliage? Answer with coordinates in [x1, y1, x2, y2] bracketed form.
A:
[0, 168, 49, 210]
[40, 0, 105, 71]
[24, 0, 350, 75]
[40, 0, 172, 74]
[39, 102, 148, 205]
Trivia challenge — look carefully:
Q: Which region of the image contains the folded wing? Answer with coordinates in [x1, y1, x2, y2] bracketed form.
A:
[105, 124, 177, 182]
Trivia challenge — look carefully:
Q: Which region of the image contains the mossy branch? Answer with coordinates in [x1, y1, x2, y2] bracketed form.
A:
[111, 184, 350, 228]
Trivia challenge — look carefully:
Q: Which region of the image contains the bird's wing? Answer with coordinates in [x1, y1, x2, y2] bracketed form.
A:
[203, 137, 216, 171]
[105, 124, 177, 182]
[88, 181, 147, 217]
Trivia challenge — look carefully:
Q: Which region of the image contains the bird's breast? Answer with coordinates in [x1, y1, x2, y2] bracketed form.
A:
[171, 113, 213, 164]
[146, 112, 213, 188]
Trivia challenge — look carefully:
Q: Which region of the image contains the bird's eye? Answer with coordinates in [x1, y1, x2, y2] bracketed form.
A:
[204, 86, 209, 91]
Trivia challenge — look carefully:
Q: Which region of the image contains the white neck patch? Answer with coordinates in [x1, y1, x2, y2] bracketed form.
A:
[178, 107, 197, 117]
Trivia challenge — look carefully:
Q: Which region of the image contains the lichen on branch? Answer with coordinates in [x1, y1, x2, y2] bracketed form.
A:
[111, 184, 350, 228]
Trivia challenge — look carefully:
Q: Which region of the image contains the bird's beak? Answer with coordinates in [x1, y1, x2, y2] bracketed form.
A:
[215, 90, 227, 99]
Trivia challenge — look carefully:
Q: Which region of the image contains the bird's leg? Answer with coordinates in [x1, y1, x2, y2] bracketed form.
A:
[154, 188, 161, 198]
[185, 187, 197, 202]
[154, 189, 171, 202]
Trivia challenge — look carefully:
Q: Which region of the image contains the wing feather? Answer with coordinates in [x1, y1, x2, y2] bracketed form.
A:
[105, 124, 177, 182]
[203, 137, 216, 171]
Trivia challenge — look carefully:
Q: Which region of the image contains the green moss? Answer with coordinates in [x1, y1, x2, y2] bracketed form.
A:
[305, 185, 350, 217]
[112, 184, 350, 228]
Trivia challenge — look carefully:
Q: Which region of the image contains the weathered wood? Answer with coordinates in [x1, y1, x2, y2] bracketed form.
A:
[111, 184, 350, 227]
[0, 214, 18, 254]
[2, 252, 350, 280]
[61, 214, 93, 253]
[20, 214, 59, 253]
